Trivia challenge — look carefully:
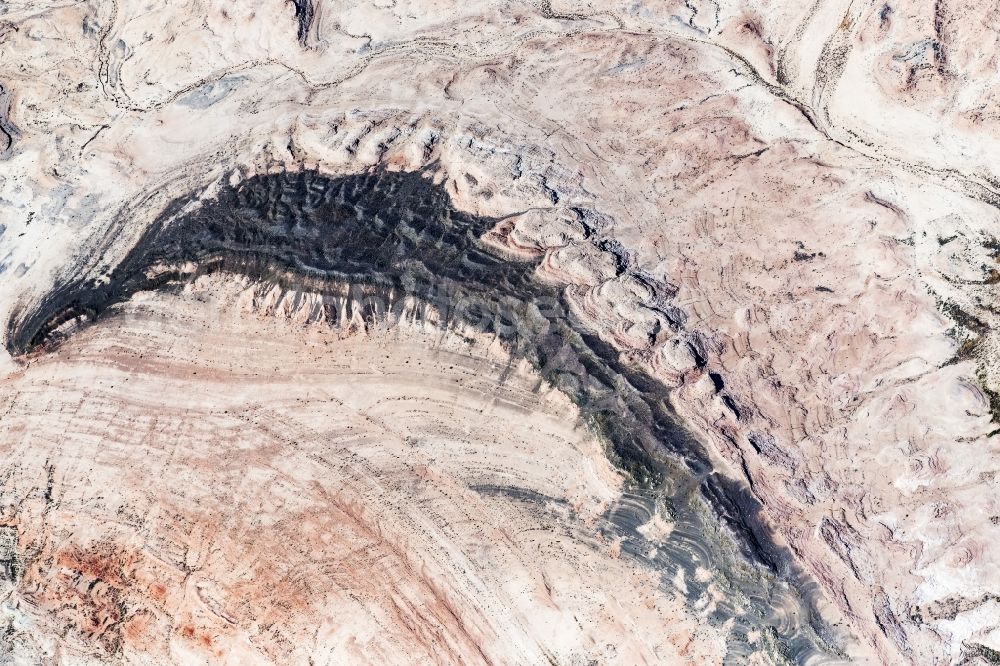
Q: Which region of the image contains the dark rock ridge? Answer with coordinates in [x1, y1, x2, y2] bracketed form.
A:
[287, 0, 315, 46]
[5, 167, 847, 662]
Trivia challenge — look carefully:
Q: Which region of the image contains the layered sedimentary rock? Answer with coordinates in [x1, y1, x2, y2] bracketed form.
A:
[1, 168, 844, 663]
[0, 276, 734, 664]
[1, 0, 999, 664]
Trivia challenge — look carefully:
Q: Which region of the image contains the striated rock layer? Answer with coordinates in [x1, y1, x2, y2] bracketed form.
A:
[3, 168, 844, 663]
[2, 0, 1000, 664]
[0, 277, 734, 664]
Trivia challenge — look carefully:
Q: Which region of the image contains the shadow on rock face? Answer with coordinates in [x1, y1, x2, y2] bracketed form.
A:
[5, 167, 850, 663]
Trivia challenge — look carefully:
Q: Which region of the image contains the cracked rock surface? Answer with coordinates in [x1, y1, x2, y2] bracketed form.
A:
[1, 0, 1000, 664]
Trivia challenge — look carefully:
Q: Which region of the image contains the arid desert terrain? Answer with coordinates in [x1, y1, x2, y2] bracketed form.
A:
[1, 0, 999, 664]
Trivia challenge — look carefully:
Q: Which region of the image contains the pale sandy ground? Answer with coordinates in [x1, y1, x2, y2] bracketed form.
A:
[1, 0, 1000, 664]
[0, 277, 727, 665]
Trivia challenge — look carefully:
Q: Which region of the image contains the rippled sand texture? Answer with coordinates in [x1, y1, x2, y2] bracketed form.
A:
[2, 0, 1000, 664]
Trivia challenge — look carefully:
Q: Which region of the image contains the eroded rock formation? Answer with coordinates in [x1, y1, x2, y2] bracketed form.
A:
[1, 0, 999, 664]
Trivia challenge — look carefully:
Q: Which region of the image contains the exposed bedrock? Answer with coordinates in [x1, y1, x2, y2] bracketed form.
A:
[6, 168, 847, 663]
[2, 1, 1000, 663]
[0, 284, 730, 664]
